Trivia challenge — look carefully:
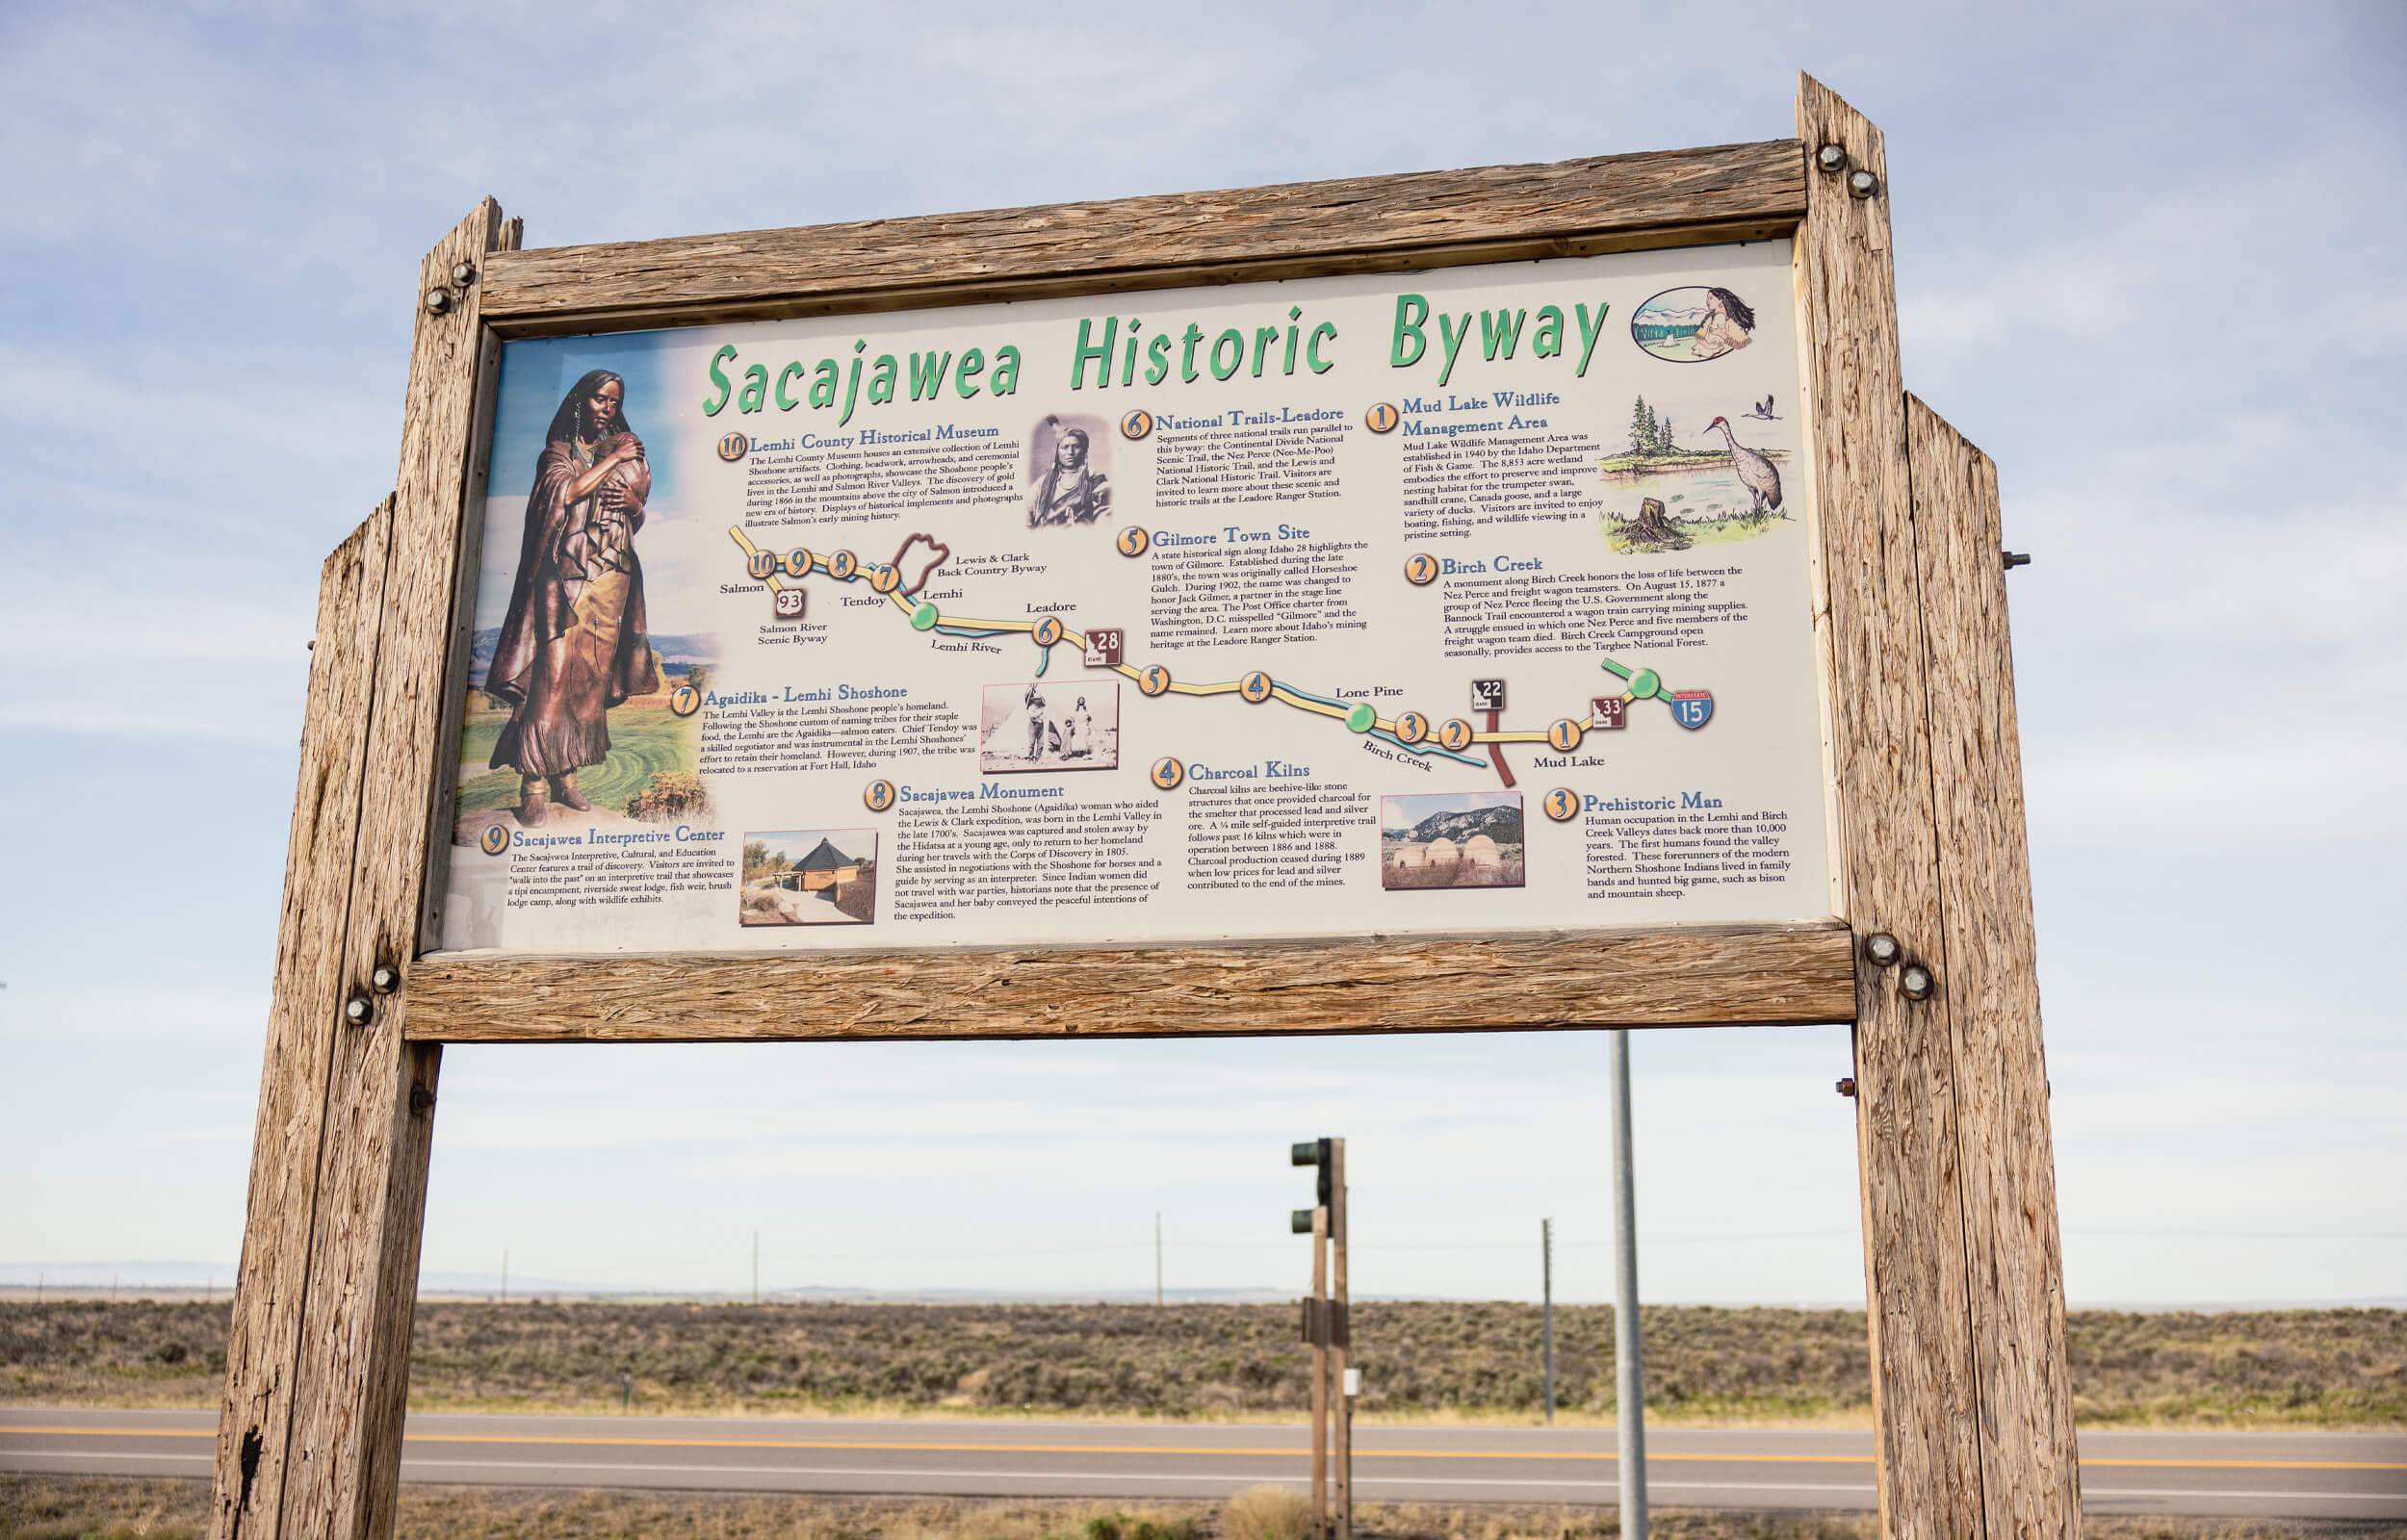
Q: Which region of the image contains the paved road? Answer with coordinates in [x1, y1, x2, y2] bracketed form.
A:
[5, 1408, 2403, 1520]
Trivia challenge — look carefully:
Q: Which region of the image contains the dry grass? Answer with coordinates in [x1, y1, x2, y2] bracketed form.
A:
[6, 1478, 2405, 1539]
[1221, 1485, 1314, 1540]
[2, 1300, 2400, 1428]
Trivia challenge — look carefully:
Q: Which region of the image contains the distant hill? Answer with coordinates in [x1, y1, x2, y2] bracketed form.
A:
[1391, 803, 1524, 846]
[467, 628, 718, 688]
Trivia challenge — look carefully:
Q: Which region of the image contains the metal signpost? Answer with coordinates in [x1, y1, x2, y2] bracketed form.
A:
[1611, 1031, 1650, 1537]
[208, 76, 2078, 1540]
[1541, 1217, 1555, 1425]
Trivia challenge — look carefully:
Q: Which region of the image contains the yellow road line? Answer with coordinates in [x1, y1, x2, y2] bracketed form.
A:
[3, 1427, 2400, 1472]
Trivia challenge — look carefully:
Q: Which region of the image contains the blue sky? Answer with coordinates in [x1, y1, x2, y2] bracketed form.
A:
[3, 2, 2402, 1307]
[488, 333, 688, 508]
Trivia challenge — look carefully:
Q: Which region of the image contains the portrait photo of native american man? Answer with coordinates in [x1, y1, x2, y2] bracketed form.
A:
[1024, 414, 1111, 528]
[484, 369, 660, 827]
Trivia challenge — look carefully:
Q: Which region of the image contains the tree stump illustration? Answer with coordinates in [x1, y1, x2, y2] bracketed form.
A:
[1622, 496, 1691, 551]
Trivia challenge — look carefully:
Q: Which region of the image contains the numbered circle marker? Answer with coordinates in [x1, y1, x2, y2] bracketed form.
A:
[1543, 787, 1581, 823]
[1120, 408, 1155, 440]
[910, 602, 940, 631]
[1364, 401, 1401, 434]
[1393, 711, 1429, 745]
[669, 684, 702, 718]
[1139, 664, 1172, 697]
[781, 547, 814, 578]
[1344, 702, 1376, 733]
[1547, 718, 1584, 753]
[864, 779, 897, 812]
[1239, 671, 1274, 703]
[1033, 615, 1064, 648]
[1117, 526, 1151, 558]
[478, 822, 510, 857]
[746, 549, 778, 580]
[716, 431, 750, 462]
[1404, 552, 1439, 586]
[868, 563, 900, 594]
[1437, 717, 1475, 752]
[1151, 757, 1186, 790]
[828, 550, 859, 580]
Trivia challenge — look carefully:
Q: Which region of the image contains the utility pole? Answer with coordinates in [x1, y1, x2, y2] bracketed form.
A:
[752, 1231, 760, 1305]
[502, 1248, 509, 1304]
[1292, 1137, 1351, 1540]
[1331, 1138, 1351, 1540]
[1610, 1030, 1648, 1540]
[1155, 1212, 1164, 1307]
[1541, 1218, 1556, 1424]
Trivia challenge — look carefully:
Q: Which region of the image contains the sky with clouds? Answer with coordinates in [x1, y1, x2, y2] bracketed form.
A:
[2, 2, 2401, 1308]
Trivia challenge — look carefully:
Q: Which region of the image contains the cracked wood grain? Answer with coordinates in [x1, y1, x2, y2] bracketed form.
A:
[408, 923, 1857, 1042]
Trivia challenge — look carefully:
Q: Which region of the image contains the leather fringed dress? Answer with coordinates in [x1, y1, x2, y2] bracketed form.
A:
[485, 431, 658, 780]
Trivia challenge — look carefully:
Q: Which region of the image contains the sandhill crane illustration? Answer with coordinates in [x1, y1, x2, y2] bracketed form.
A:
[1744, 394, 1778, 421]
[1703, 416, 1783, 516]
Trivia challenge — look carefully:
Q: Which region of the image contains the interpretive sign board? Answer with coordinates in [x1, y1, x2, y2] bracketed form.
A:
[438, 244, 1833, 956]
[212, 79, 2081, 1540]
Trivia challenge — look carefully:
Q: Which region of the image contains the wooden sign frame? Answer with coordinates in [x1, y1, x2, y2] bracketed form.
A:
[210, 76, 2078, 1540]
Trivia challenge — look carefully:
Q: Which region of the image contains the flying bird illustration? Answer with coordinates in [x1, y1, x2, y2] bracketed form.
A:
[1744, 394, 1778, 421]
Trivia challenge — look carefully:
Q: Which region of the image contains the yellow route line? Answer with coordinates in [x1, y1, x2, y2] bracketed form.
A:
[727, 525, 1665, 748]
[4, 1426, 2401, 1472]
[725, 526, 787, 595]
[939, 615, 1037, 635]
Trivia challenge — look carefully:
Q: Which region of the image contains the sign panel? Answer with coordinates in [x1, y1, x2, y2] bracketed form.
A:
[436, 242, 1834, 955]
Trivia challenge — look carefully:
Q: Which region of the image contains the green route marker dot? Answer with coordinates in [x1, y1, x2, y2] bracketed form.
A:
[1628, 668, 1661, 700]
[1345, 702, 1376, 733]
[911, 603, 940, 630]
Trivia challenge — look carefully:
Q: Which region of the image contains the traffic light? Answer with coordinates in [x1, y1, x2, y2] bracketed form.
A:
[1291, 1140, 1329, 1232]
[1293, 1138, 1333, 1203]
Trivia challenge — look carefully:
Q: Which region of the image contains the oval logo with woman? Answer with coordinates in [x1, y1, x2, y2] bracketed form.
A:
[1630, 285, 1757, 363]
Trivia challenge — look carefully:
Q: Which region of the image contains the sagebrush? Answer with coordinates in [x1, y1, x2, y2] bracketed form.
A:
[2, 1299, 2399, 1426]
